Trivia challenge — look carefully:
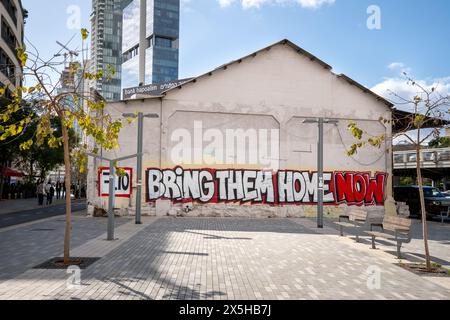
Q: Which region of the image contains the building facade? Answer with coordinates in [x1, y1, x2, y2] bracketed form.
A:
[90, 0, 132, 101]
[0, 0, 25, 95]
[87, 40, 395, 220]
[121, 0, 179, 90]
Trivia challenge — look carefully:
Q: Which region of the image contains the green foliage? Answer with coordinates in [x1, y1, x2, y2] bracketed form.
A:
[0, 102, 34, 167]
[0, 28, 124, 177]
[346, 121, 385, 156]
[414, 114, 425, 128]
[348, 121, 363, 140]
[16, 116, 77, 178]
[429, 137, 450, 149]
[81, 28, 89, 40]
[400, 177, 415, 186]
[16, 47, 28, 67]
[72, 148, 88, 174]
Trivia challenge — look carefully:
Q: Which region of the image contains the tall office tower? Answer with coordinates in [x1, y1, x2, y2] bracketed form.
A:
[90, 0, 132, 101]
[0, 0, 26, 97]
[121, 0, 179, 90]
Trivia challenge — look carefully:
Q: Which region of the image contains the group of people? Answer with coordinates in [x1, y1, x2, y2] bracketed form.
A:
[36, 181, 66, 206]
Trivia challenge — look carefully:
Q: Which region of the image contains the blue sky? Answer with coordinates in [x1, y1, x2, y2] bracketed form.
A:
[22, 0, 450, 100]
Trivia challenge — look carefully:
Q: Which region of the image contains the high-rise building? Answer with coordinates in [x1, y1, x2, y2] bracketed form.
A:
[90, 0, 132, 101]
[0, 0, 26, 97]
[121, 0, 179, 90]
[56, 61, 92, 142]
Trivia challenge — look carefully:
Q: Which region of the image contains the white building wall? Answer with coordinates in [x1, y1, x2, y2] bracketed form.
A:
[0, 0, 24, 89]
[87, 43, 393, 219]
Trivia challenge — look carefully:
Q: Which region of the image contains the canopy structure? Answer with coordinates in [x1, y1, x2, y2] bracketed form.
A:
[3, 168, 25, 178]
[392, 109, 450, 134]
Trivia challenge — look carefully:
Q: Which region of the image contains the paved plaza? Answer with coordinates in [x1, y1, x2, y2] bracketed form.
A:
[0, 213, 449, 300]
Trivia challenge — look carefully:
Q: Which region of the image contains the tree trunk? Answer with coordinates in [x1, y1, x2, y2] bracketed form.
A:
[61, 119, 72, 265]
[415, 135, 432, 271]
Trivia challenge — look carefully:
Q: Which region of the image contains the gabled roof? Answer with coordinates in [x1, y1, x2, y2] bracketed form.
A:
[161, 39, 394, 109]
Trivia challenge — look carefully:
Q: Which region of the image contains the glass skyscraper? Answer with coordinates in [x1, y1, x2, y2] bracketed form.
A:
[121, 0, 179, 90]
[90, 0, 132, 101]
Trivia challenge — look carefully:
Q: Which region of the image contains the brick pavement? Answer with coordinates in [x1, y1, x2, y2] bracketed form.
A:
[0, 215, 449, 300]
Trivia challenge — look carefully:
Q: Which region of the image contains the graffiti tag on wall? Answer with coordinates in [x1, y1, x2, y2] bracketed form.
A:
[98, 167, 133, 198]
[146, 168, 387, 206]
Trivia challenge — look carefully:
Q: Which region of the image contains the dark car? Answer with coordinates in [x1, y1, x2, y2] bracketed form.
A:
[394, 186, 450, 219]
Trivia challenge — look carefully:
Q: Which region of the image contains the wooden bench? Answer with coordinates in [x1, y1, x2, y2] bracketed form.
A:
[365, 215, 412, 259]
[334, 209, 368, 242]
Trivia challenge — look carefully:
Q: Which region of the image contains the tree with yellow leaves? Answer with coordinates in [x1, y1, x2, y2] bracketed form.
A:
[0, 29, 124, 265]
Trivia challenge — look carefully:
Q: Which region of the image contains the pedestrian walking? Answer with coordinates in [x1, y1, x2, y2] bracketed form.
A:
[45, 181, 55, 205]
[56, 182, 61, 200]
[37, 181, 45, 206]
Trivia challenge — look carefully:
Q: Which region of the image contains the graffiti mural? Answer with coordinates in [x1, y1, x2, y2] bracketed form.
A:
[146, 167, 387, 206]
[98, 167, 133, 198]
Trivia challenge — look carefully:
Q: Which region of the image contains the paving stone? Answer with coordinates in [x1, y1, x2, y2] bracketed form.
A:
[0, 216, 449, 300]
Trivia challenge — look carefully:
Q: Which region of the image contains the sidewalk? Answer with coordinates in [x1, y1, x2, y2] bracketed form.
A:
[0, 214, 448, 300]
[0, 198, 68, 215]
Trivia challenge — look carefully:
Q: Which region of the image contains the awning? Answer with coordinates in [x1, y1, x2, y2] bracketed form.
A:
[393, 109, 450, 134]
[3, 168, 25, 177]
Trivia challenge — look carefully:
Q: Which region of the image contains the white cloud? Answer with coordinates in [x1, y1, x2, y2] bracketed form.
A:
[387, 62, 412, 75]
[372, 77, 450, 144]
[218, 0, 335, 9]
[219, 0, 235, 7]
[387, 62, 405, 70]
[372, 77, 450, 107]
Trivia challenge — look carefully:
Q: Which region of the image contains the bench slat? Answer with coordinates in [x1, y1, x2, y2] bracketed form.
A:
[335, 222, 356, 228]
[349, 210, 367, 222]
[365, 231, 396, 240]
[382, 215, 412, 232]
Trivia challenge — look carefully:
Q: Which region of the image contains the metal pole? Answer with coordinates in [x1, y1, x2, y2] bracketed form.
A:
[139, 0, 147, 85]
[107, 161, 116, 241]
[135, 113, 144, 224]
[317, 118, 324, 229]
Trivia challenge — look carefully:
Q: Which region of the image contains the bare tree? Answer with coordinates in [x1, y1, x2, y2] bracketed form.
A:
[348, 74, 450, 271]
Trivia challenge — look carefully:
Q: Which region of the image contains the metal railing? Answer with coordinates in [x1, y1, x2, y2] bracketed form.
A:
[394, 147, 450, 169]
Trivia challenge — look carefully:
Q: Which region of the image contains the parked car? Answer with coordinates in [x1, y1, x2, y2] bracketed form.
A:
[394, 186, 450, 219]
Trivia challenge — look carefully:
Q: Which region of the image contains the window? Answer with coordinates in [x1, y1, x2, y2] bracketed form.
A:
[1, 0, 17, 26]
[423, 188, 445, 198]
[155, 36, 173, 48]
[0, 47, 16, 85]
[407, 153, 417, 162]
[438, 151, 450, 161]
[1, 17, 17, 53]
[422, 152, 435, 162]
[394, 154, 404, 164]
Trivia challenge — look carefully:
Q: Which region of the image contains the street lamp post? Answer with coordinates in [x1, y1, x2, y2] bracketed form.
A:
[303, 117, 339, 228]
[123, 112, 159, 225]
[87, 153, 139, 241]
[107, 161, 116, 240]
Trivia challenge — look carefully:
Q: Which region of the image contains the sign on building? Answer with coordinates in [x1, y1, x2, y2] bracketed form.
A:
[122, 78, 193, 100]
[98, 167, 133, 198]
